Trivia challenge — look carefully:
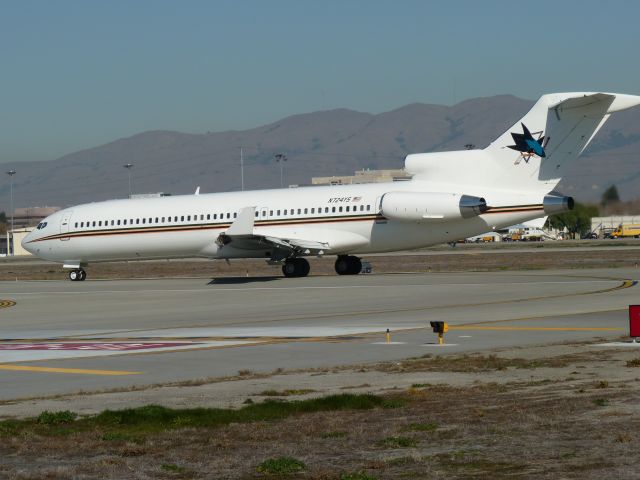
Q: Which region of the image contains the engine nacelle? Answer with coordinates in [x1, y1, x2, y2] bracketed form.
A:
[543, 194, 574, 215]
[380, 191, 487, 222]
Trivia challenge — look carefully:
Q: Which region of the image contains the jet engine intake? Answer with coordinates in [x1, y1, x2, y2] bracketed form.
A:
[380, 192, 487, 222]
[543, 194, 575, 215]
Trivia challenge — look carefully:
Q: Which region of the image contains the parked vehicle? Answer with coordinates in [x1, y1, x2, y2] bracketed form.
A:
[609, 224, 640, 238]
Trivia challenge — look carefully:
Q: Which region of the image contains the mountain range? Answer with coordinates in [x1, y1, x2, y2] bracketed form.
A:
[1, 94, 639, 209]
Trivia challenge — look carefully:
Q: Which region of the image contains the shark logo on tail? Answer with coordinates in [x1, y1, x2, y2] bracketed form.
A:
[508, 122, 547, 164]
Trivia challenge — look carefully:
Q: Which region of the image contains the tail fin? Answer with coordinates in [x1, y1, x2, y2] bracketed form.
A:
[485, 92, 640, 191]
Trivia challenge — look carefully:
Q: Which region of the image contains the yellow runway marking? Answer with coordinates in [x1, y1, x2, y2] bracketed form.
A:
[0, 365, 142, 375]
[450, 326, 623, 332]
[0, 300, 16, 308]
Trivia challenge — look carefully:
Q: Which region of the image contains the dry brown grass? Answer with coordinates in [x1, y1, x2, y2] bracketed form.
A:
[2, 375, 639, 479]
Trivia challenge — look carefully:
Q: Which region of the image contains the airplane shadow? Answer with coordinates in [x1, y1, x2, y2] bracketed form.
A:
[207, 276, 281, 285]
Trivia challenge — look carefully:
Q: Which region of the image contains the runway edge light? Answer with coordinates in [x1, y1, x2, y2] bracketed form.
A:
[629, 305, 640, 342]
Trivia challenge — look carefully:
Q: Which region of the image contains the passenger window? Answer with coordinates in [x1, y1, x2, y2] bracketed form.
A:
[142, 218, 146, 224]
[283, 210, 287, 216]
[290, 209, 294, 215]
[136, 219, 140, 224]
[332, 207, 336, 213]
[92, 221, 96, 227]
[117, 220, 121, 225]
[262, 211, 266, 217]
[213, 214, 217, 220]
[346, 206, 350, 212]
[297, 209, 301, 214]
[200, 214, 204, 220]
[74, 222, 78, 228]
[339, 206, 343, 212]
[277, 210, 280, 216]
[80, 222, 84, 227]
[360, 205, 364, 211]
[255, 212, 259, 218]
[186, 215, 190, 221]
[181, 216, 184, 221]
[304, 208, 308, 214]
[325, 207, 329, 213]
[234, 213, 237, 218]
[366, 205, 371, 211]
[206, 214, 210, 220]
[270, 210, 273, 216]
[98, 221, 102, 226]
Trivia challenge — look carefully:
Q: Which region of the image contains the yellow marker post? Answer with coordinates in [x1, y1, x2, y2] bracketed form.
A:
[386, 328, 391, 344]
[430, 321, 448, 345]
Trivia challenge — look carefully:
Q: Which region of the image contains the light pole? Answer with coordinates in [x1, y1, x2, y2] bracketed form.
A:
[5, 169, 16, 255]
[274, 154, 287, 188]
[123, 163, 133, 197]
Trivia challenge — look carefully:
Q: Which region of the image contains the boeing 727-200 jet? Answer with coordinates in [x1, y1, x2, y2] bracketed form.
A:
[22, 92, 640, 280]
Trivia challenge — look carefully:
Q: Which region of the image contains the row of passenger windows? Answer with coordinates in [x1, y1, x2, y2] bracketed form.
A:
[73, 204, 372, 229]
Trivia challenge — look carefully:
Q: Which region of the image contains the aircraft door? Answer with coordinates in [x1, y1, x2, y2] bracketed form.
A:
[60, 210, 73, 241]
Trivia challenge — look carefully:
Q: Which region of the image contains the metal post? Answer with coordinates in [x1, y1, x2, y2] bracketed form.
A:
[275, 154, 287, 188]
[5, 170, 16, 255]
[123, 163, 133, 198]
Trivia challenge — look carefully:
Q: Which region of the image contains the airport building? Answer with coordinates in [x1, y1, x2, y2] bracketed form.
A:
[1, 206, 60, 256]
[312, 168, 411, 186]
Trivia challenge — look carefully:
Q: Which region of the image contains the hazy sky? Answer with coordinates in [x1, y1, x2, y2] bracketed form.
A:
[1, 0, 639, 162]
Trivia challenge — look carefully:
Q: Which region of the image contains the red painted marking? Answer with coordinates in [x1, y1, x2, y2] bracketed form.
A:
[630, 305, 640, 337]
[0, 342, 196, 351]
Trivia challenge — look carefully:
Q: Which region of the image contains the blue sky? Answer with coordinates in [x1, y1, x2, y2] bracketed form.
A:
[1, 0, 639, 162]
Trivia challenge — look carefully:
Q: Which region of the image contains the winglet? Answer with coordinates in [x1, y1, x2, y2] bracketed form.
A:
[226, 206, 256, 236]
[195, 186, 200, 195]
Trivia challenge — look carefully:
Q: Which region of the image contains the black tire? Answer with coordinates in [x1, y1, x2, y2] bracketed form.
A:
[69, 270, 79, 281]
[79, 269, 87, 281]
[335, 255, 362, 275]
[282, 258, 310, 278]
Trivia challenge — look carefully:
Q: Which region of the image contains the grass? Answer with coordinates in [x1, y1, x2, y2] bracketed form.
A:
[626, 357, 640, 367]
[320, 430, 348, 438]
[376, 353, 575, 373]
[256, 457, 306, 475]
[340, 472, 378, 480]
[0, 393, 389, 437]
[378, 436, 418, 448]
[402, 422, 437, 432]
[258, 388, 316, 396]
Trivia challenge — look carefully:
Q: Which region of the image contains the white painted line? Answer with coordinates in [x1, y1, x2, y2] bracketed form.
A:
[593, 342, 640, 348]
[371, 342, 407, 345]
[421, 344, 459, 347]
[458, 335, 473, 338]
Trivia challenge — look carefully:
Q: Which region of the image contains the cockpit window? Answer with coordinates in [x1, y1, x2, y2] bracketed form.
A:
[36, 222, 48, 230]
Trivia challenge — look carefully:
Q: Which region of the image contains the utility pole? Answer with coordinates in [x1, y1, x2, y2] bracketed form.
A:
[5, 169, 16, 255]
[123, 163, 133, 198]
[240, 147, 244, 191]
[274, 154, 287, 188]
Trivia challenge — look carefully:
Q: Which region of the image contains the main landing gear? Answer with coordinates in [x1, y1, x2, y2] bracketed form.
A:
[68, 269, 86, 281]
[282, 258, 310, 278]
[334, 255, 362, 275]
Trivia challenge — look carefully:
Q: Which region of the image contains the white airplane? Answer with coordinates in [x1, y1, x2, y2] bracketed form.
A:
[23, 92, 640, 281]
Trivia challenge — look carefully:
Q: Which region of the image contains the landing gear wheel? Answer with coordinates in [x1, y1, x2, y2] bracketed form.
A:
[68, 269, 87, 281]
[281, 258, 310, 278]
[335, 255, 362, 275]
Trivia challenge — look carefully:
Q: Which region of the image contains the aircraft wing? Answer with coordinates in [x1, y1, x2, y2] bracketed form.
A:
[216, 206, 329, 260]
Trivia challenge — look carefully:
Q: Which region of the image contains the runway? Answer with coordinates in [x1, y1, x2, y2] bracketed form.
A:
[0, 267, 638, 401]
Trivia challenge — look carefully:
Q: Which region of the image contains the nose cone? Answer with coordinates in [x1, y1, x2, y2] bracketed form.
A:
[21, 229, 36, 254]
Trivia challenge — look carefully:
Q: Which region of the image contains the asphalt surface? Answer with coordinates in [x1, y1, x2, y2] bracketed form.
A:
[0, 267, 638, 400]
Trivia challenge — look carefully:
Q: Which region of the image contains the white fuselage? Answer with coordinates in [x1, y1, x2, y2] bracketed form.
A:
[22, 180, 546, 266]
